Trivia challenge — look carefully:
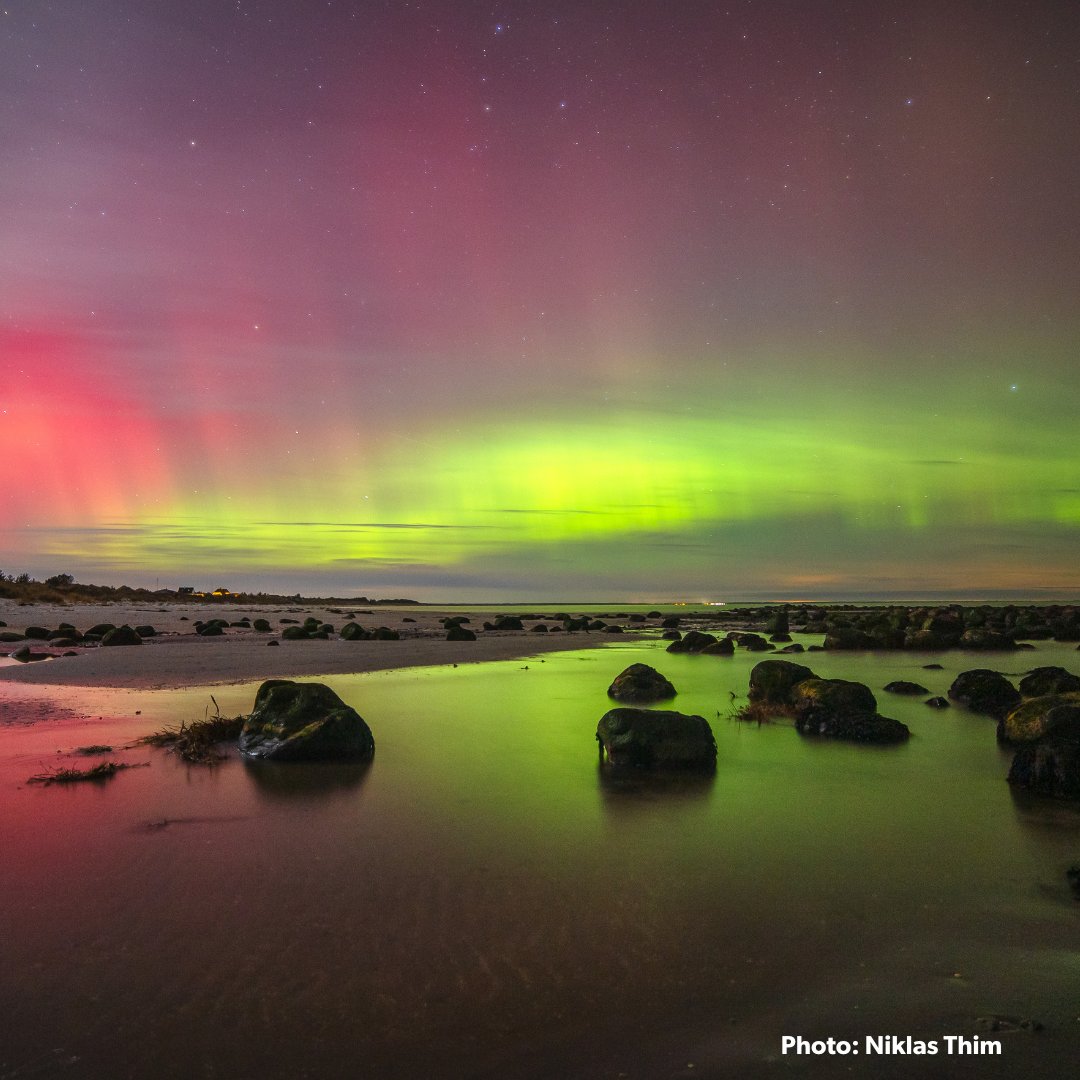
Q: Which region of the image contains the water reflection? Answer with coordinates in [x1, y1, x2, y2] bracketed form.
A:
[596, 761, 715, 805]
[242, 756, 372, 801]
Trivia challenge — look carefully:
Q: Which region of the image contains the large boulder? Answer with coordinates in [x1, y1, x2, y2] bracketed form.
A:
[823, 628, 876, 650]
[1008, 738, 1080, 800]
[596, 708, 716, 769]
[239, 680, 375, 762]
[607, 664, 676, 703]
[446, 626, 477, 641]
[748, 659, 817, 707]
[1018, 666, 1080, 698]
[948, 669, 1021, 718]
[665, 630, 718, 654]
[791, 678, 909, 744]
[998, 693, 1080, 746]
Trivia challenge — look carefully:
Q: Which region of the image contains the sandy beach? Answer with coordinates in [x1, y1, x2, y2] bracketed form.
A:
[0, 600, 606, 696]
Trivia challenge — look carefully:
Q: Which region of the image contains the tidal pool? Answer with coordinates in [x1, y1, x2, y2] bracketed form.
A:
[2, 640, 1079, 1078]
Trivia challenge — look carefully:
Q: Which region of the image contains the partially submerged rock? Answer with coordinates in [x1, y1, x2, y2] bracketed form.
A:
[1007, 738, 1080, 800]
[947, 669, 1021, 718]
[665, 630, 718, 654]
[998, 693, 1080, 746]
[748, 659, 817, 707]
[1018, 666, 1080, 698]
[596, 708, 715, 769]
[607, 664, 676, 703]
[791, 679, 909, 744]
[239, 680, 375, 762]
[101, 624, 142, 647]
[883, 680, 930, 695]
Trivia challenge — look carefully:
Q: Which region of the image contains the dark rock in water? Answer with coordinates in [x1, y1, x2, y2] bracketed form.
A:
[1007, 738, 1080, 800]
[792, 678, 877, 720]
[925, 697, 950, 708]
[239, 680, 375, 762]
[607, 663, 676, 703]
[281, 625, 309, 640]
[197, 623, 224, 636]
[903, 629, 955, 650]
[339, 622, 369, 640]
[1068, 865, 1080, 898]
[85, 623, 117, 638]
[660, 617, 680, 628]
[0, 631, 26, 642]
[764, 607, 789, 636]
[602, 624, 624, 634]
[796, 710, 911, 744]
[923, 663, 944, 670]
[791, 678, 909, 743]
[23, 626, 50, 639]
[661, 629, 682, 641]
[948, 669, 1020, 718]
[777, 643, 805, 653]
[997, 693, 1080, 746]
[134, 625, 157, 638]
[493, 616, 524, 631]
[733, 632, 774, 652]
[446, 626, 477, 641]
[748, 659, 817, 707]
[372, 627, 400, 640]
[666, 630, 718, 654]
[701, 637, 735, 655]
[884, 680, 930, 696]
[823, 628, 876, 650]
[1019, 666, 1080, 698]
[101, 625, 142, 647]
[12, 646, 51, 663]
[531, 623, 549, 632]
[596, 708, 715, 769]
[958, 627, 1019, 650]
[253, 618, 272, 632]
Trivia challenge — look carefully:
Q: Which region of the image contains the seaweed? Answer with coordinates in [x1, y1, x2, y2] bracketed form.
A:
[28, 761, 148, 785]
[141, 696, 245, 764]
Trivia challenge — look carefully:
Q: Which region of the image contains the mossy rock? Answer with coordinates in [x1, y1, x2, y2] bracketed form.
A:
[607, 663, 676, 704]
[239, 680, 375, 762]
[998, 693, 1080, 746]
[597, 708, 715, 770]
[1019, 667, 1080, 698]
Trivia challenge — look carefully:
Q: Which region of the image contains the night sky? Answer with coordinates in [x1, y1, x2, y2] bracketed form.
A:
[2, 0, 1078, 601]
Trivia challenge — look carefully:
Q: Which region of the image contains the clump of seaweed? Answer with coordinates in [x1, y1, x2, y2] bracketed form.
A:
[732, 701, 795, 725]
[142, 696, 245, 764]
[74, 744, 114, 755]
[28, 761, 148, 785]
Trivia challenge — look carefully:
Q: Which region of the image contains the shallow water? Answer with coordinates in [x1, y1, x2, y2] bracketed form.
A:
[2, 639, 1079, 1079]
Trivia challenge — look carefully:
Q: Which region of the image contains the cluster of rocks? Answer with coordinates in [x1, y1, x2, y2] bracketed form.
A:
[747, 659, 911, 744]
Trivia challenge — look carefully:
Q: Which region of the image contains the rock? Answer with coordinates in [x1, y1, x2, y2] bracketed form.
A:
[748, 659, 817, 707]
[134, 625, 157, 638]
[661, 629, 681, 641]
[823, 628, 876, 650]
[925, 697, 950, 708]
[446, 626, 477, 641]
[239, 680, 375, 762]
[601, 624, 624, 634]
[903, 629, 955, 650]
[492, 616, 524, 631]
[764, 607, 789, 636]
[948, 669, 1020, 718]
[665, 630, 718, 654]
[339, 622, 369, 640]
[281, 625, 309, 640]
[791, 678, 909, 743]
[23, 626, 50, 639]
[607, 664, 676, 703]
[101, 625, 143, 647]
[596, 708, 715, 769]
[1067, 865, 1080, 899]
[531, 623, 549, 632]
[253, 618, 272, 632]
[372, 627, 400, 640]
[1018, 666, 1080, 698]
[958, 628, 1019, 650]
[884, 680, 930, 695]
[997, 693, 1080, 746]
[701, 637, 735, 655]
[1007, 738, 1080, 800]
[85, 623, 117, 638]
